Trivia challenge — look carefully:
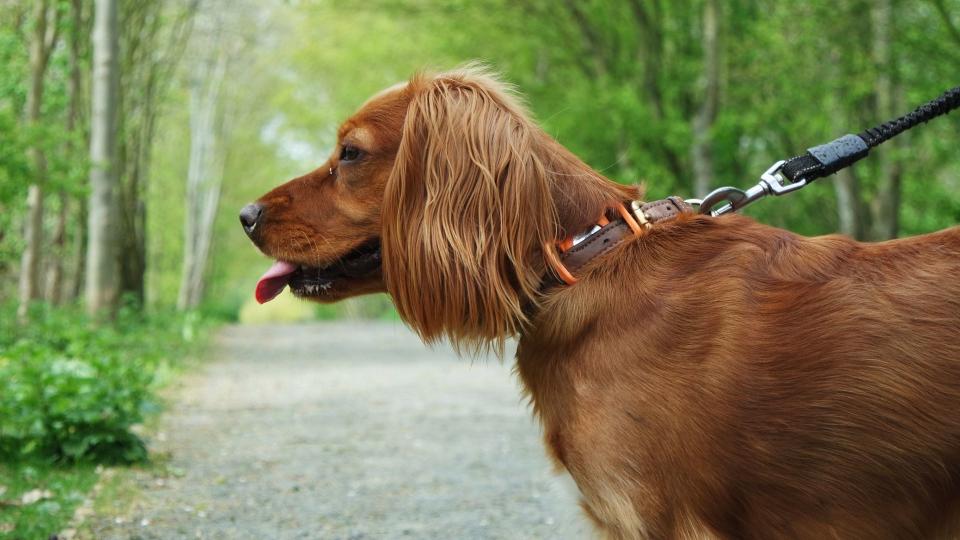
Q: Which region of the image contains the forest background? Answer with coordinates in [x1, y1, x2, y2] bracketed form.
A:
[4, 0, 960, 322]
[1, 0, 959, 537]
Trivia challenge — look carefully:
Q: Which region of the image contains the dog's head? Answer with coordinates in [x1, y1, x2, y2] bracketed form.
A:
[242, 66, 635, 347]
[242, 80, 408, 305]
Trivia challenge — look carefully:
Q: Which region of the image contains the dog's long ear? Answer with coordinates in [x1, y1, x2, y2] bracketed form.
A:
[382, 70, 557, 351]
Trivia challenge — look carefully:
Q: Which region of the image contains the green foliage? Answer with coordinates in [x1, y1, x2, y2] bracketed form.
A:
[7, 0, 959, 319]
[0, 299, 208, 537]
[0, 17, 29, 276]
[0, 303, 205, 464]
[271, 0, 960, 241]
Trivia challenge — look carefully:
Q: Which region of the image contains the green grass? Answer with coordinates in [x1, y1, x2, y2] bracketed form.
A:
[0, 461, 98, 539]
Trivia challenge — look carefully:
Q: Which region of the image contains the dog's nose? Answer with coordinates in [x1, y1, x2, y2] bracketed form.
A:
[239, 203, 264, 237]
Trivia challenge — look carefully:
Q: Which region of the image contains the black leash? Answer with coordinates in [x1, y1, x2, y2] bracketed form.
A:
[697, 86, 960, 216]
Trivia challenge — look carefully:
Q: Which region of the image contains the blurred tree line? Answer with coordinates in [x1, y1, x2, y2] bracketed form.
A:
[273, 0, 960, 245]
[0, 0, 959, 322]
[1, 0, 198, 319]
[0, 0, 260, 320]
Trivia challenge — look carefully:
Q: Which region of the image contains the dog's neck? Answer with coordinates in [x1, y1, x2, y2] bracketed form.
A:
[507, 133, 643, 327]
[537, 134, 642, 241]
[384, 95, 639, 352]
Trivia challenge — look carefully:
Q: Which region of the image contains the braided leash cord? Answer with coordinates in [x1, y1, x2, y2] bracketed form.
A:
[697, 86, 960, 216]
[780, 86, 960, 184]
[859, 86, 960, 148]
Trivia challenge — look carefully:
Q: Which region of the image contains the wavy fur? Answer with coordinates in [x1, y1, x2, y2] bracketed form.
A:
[382, 66, 635, 350]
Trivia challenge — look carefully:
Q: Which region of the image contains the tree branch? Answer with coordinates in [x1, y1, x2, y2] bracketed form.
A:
[930, 0, 960, 47]
[560, 0, 609, 78]
[515, 0, 595, 78]
[41, 0, 60, 66]
[626, 0, 665, 119]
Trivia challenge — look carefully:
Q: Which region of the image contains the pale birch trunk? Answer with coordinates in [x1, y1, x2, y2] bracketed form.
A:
[47, 0, 85, 304]
[18, 0, 57, 320]
[869, 0, 902, 240]
[68, 198, 88, 301]
[178, 43, 228, 310]
[833, 169, 865, 239]
[86, 0, 120, 316]
[829, 50, 866, 240]
[692, 0, 719, 197]
[114, 1, 197, 305]
[627, 0, 687, 183]
[45, 195, 67, 303]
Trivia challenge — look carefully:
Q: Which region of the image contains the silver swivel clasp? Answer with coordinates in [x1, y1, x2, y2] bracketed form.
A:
[693, 160, 809, 216]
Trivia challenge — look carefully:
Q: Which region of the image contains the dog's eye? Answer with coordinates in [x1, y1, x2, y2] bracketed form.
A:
[340, 145, 362, 163]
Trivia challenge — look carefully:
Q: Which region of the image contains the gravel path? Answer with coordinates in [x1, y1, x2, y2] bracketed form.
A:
[84, 323, 587, 539]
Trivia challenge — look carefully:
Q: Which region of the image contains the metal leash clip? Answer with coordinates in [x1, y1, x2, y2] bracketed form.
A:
[696, 160, 808, 216]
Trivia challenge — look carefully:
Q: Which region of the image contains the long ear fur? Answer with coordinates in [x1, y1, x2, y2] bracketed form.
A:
[383, 66, 636, 351]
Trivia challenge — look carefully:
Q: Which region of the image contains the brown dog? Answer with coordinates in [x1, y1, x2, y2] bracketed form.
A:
[240, 66, 960, 539]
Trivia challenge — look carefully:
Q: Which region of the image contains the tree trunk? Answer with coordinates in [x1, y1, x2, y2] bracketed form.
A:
[627, 0, 688, 186]
[627, 0, 665, 119]
[178, 41, 228, 311]
[48, 0, 85, 304]
[833, 169, 865, 239]
[17, 0, 57, 321]
[69, 198, 88, 302]
[18, 185, 44, 320]
[113, 1, 198, 306]
[45, 193, 68, 303]
[86, 0, 120, 317]
[828, 50, 868, 240]
[869, 0, 902, 240]
[692, 0, 720, 197]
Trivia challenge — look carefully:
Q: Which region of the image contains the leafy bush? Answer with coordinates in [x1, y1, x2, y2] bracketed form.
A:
[0, 303, 204, 463]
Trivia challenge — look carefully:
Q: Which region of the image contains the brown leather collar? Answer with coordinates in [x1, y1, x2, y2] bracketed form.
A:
[550, 196, 693, 285]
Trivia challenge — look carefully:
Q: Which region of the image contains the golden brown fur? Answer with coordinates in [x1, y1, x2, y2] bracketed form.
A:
[384, 69, 634, 349]
[244, 65, 960, 539]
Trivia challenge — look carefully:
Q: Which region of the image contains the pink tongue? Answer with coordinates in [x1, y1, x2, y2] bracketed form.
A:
[255, 261, 298, 304]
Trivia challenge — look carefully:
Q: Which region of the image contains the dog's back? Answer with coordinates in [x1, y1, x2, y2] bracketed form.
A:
[518, 217, 960, 539]
[721, 221, 960, 538]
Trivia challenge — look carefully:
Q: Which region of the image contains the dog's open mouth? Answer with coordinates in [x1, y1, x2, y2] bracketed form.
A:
[255, 239, 381, 304]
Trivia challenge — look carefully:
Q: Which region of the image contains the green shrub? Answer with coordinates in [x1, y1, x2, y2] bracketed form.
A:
[0, 303, 204, 463]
